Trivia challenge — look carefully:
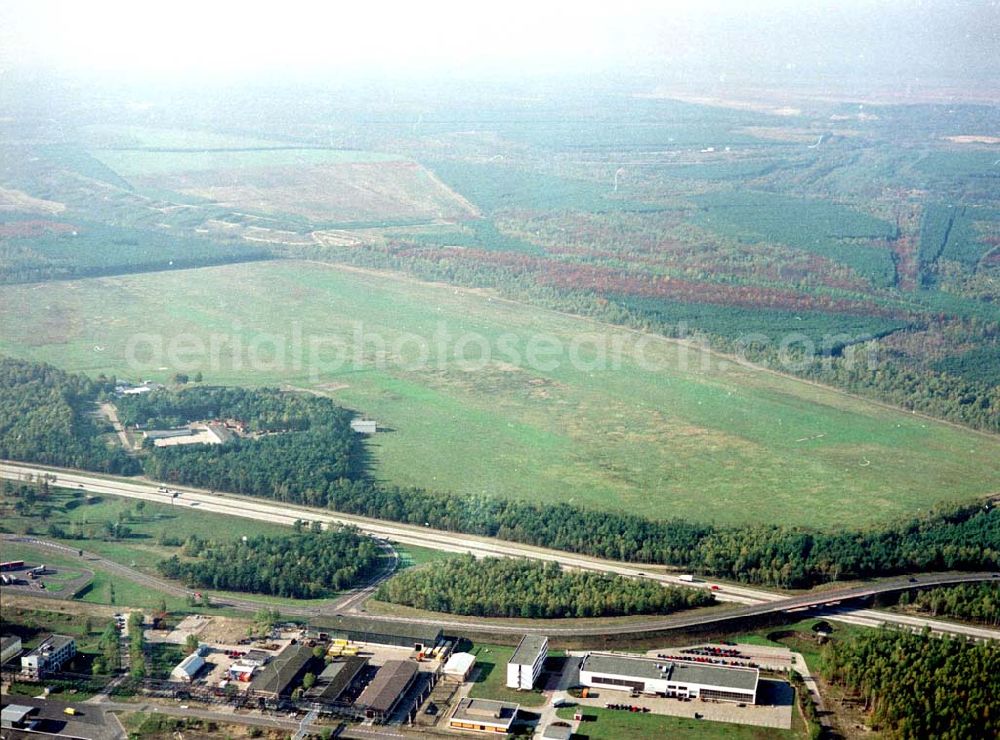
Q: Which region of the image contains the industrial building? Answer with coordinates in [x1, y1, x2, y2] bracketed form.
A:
[579, 652, 759, 704]
[241, 649, 270, 667]
[249, 643, 316, 699]
[1, 635, 22, 665]
[355, 660, 418, 721]
[171, 646, 209, 683]
[20, 635, 76, 678]
[448, 698, 520, 734]
[312, 616, 442, 651]
[310, 656, 368, 703]
[227, 660, 258, 683]
[506, 634, 548, 690]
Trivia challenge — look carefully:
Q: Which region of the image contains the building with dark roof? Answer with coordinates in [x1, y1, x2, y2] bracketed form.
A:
[311, 656, 368, 703]
[248, 643, 316, 699]
[579, 652, 759, 704]
[355, 660, 418, 720]
[1, 635, 22, 665]
[312, 616, 442, 650]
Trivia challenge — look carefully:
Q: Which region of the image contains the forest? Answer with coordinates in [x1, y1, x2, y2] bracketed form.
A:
[821, 628, 999, 739]
[157, 526, 381, 598]
[119, 386, 368, 502]
[0, 356, 138, 474]
[894, 582, 999, 626]
[374, 555, 714, 618]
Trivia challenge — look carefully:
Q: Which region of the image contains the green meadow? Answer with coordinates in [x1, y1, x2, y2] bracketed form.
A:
[1, 260, 998, 529]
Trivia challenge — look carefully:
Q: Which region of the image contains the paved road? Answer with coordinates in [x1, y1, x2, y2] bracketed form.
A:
[3, 461, 998, 641]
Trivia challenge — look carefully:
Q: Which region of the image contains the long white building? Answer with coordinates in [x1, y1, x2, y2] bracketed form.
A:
[506, 634, 548, 690]
[579, 652, 759, 704]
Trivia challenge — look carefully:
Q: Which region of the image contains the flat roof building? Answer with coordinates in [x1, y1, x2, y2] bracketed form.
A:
[579, 652, 759, 704]
[20, 634, 76, 679]
[356, 660, 418, 721]
[449, 698, 519, 734]
[443, 652, 477, 681]
[542, 724, 574, 740]
[506, 634, 548, 690]
[249, 643, 316, 699]
[312, 616, 442, 650]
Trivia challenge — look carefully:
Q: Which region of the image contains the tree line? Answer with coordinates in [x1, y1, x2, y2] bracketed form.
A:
[157, 527, 382, 599]
[822, 627, 999, 739]
[375, 554, 714, 619]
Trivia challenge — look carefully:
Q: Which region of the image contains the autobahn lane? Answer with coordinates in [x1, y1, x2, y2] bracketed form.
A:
[3, 461, 998, 640]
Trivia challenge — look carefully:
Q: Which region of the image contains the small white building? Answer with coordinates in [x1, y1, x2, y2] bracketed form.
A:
[443, 651, 477, 681]
[579, 652, 759, 704]
[171, 651, 206, 682]
[506, 634, 548, 690]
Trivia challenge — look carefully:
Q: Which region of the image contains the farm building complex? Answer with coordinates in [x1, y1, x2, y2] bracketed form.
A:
[506, 634, 548, 690]
[579, 652, 759, 704]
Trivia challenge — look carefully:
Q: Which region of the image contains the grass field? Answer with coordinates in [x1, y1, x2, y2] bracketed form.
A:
[555, 706, 802, 739]
[466, 643, 547, 707]
[83, 126, 472, 223]
[1, 261, 998, 529]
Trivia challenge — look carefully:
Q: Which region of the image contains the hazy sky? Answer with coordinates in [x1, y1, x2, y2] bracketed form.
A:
[2, 0, 998, 90]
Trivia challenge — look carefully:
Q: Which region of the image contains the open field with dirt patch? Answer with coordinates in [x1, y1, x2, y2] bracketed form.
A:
[86, 128, 475, 223]
[1, 261, 997, 529]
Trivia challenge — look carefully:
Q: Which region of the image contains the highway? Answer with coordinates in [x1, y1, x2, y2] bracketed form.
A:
[3, 460, 998, 641]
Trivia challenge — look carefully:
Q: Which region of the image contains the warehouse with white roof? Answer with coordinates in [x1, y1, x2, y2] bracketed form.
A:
[579, 652, 759, 704]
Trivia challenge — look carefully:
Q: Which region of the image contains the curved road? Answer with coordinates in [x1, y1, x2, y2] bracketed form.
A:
[3, 461, 998, 640]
